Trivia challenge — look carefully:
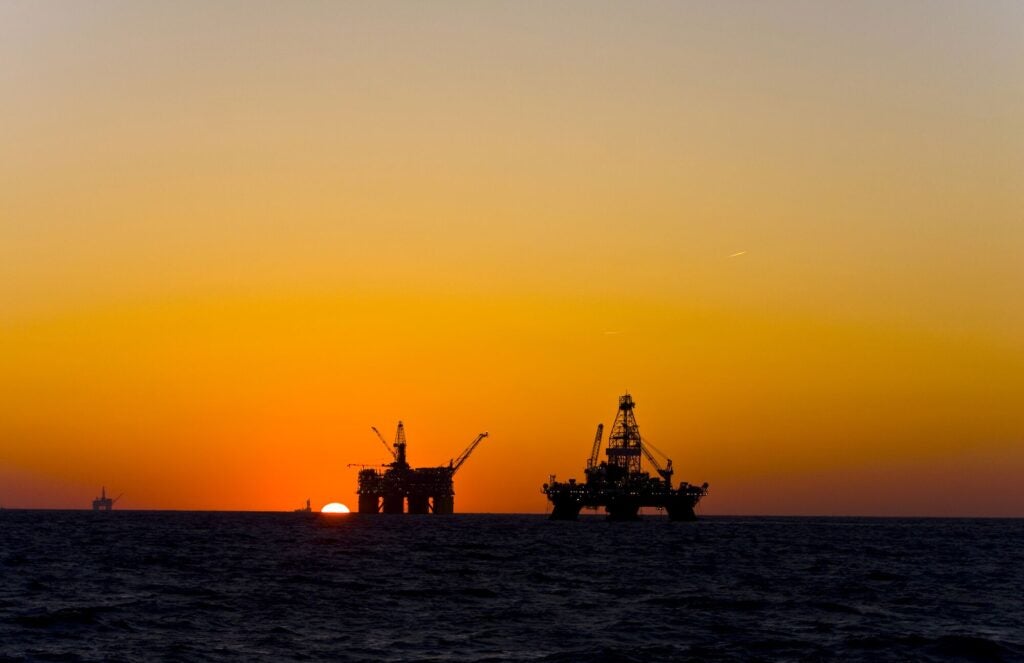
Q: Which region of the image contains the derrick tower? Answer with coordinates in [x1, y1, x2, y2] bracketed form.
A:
[393, 421, 408, 468]
[606, 394, 642, 475]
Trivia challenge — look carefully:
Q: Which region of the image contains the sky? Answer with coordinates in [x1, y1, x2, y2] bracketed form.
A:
[1, 1, 1022, 515]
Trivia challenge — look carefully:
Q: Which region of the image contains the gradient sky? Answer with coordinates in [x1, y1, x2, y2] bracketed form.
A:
[2, 1, 1022, 515]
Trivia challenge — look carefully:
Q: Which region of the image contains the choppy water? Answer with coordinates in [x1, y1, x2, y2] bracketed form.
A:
[1, 512, 1022, 662]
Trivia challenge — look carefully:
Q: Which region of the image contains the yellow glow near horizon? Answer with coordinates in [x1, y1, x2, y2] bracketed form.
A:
[321, 503, 350, 514]
[1, 2, 1022, 516]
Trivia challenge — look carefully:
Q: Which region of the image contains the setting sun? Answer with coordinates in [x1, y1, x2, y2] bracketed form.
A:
[320, 502, 350, 514]
[0, 2, 1021, 520]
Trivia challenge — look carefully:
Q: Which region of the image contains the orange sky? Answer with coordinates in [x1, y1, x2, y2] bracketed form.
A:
[2, 1, 1022, 515]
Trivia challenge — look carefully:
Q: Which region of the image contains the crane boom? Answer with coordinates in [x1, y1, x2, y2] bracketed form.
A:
[450, 432, 488, 474]
[371, 426, 397, 460]
[640, 442, 662, 471]
[639, 438, 674, 485]
[587, 423, 604, 468]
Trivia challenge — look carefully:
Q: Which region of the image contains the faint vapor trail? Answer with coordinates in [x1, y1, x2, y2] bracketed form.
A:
[730, 251, 747, 257]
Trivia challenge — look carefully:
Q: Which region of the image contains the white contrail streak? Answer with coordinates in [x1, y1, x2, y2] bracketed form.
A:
[729, 250, 747, 257]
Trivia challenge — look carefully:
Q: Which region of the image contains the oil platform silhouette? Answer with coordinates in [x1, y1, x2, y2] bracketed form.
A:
[352, 422, 488, 515]
[91, 486, 121, 511]
[543, 394, 708, 521]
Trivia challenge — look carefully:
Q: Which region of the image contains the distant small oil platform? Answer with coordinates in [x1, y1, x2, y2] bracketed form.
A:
[351, 422, 488, 514]
[294, 499, 312, 513]
[543, 394, 708, 521]
[92, 486, 121, 511]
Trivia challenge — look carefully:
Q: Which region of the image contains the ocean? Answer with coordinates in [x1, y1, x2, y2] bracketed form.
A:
[1, 512, 1021, 662]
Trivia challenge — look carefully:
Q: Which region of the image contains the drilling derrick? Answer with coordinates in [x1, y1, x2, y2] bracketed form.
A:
[354, 422, 489, 515]
[606, 394, 642, 476]
[543, 393, 708, 521]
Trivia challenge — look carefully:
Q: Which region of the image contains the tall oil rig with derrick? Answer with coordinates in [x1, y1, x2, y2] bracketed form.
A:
[352, 422, 488, 515]
[543, 394, 708, 521]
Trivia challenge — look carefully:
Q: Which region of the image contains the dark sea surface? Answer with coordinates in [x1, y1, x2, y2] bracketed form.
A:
[1, 512, 1022, 662]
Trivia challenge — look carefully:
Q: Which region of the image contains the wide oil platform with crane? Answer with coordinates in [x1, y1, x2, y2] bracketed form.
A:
[543, 394, 708, 521]
[352, 422, 488, 515]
